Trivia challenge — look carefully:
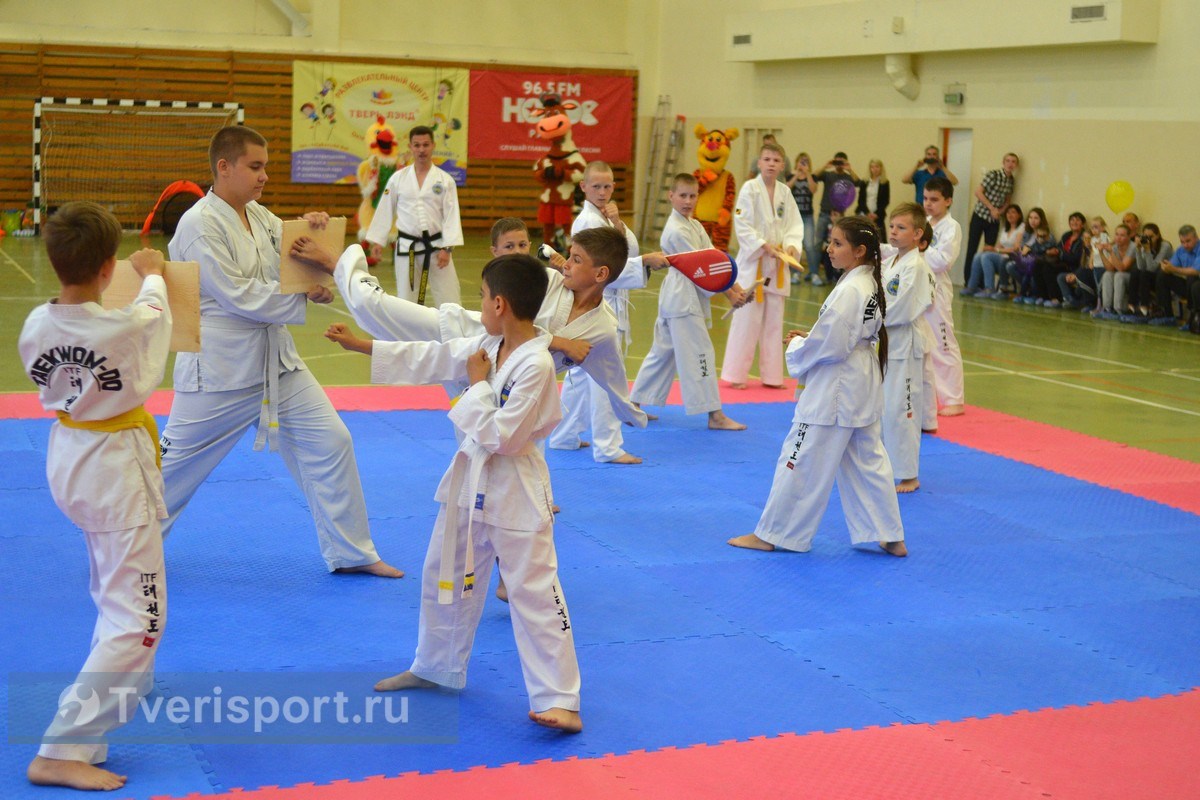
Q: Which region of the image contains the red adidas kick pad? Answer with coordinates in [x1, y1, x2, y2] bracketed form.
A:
[666, 248, 737, 293]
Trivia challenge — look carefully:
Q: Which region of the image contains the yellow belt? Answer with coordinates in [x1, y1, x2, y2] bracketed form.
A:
[56, 405, 161, 470]
[756, 256, 785, 303]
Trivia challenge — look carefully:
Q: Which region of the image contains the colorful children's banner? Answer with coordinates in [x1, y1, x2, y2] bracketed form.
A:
[291, 62, 469, 185]
[468, 71, 634, 162]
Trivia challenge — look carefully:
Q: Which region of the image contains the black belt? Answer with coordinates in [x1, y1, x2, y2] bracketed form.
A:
[396, 229, 443, 305]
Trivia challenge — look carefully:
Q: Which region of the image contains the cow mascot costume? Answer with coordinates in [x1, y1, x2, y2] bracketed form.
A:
[356, 115, 401, 267]
[531, 93, 587, 249]
[693, 125, 739, 251]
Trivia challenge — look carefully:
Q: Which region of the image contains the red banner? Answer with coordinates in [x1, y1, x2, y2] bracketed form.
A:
[468, 70, 634, 162]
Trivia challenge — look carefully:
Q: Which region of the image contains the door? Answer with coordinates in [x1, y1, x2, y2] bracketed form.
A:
[944, 128, 974, 281]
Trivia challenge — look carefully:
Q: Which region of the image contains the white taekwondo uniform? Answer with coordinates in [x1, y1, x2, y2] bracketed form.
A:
[922, 214, 964, 408]
[331, 245, 647, 429]
[751, 265, 905, 552]
[160, 192, 382, 571]
[721, 174, 805, 387]
[880, 247, 935, 481]
[19, 275, 171, 764]
[370, 330, 581, 712]
[630, 209, 723, 415]
[548, 201, 648, 461]
[365, 163, 464, 308]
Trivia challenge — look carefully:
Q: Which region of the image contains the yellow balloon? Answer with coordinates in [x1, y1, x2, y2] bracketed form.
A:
[1105, 181, 1135, 214]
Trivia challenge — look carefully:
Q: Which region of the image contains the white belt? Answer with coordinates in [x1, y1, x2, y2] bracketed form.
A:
[606, 289, 634, 355]
[437, 439, 537, 605]
[252, 324, 281, 452]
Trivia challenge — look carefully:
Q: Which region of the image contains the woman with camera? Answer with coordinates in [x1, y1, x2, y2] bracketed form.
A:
[1122, 223, 1173, 321]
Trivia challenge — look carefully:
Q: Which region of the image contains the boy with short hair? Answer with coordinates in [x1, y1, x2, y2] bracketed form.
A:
[325, 254, 583, 733]
[918, 220, 940, 433]
[490, 216, 532, 257]
[919, 177, 965, 416]
[631, 173, 749, 430]
[550, 161, 667, 464]
[721, 141, 805, 390]
[161, 125, 400, 579]
[325, 224, 648, 430]
[879, 203, 935, 491]
[18, 202, 172, 791]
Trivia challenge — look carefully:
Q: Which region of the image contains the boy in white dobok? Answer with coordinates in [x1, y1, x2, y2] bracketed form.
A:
[323, 222, 648, 432]
[721, 141, 805, 390]
[631, 173, 749, 430]
[920, 177, 965, 416]
[363, 124, 464, 308]
[326, 254, 583, 734]
[549, 161, 668, 464]
[19, 203, 172, 792]
[159, 126, 400, 579]
[879, 203, 935, 492]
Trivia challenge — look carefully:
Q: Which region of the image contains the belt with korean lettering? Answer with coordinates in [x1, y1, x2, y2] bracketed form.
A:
[396, 228, 443, 305]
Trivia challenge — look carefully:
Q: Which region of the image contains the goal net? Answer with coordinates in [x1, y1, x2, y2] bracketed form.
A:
[34, 98, 243, 232]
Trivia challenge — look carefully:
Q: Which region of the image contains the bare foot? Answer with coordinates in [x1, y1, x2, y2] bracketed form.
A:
[495, 578, 509, 603]
[610, 453, 643, 465]
[922, 428, 939, 434]
[708, 410, 747, 431]
[633, 403, 659, 421]
[335, 560, 404, 578]
[374, 671, 438, 692]
[726, 381, 747, 390]
[938, 404, 964, 417]
[528, 707, 583, 733]
[896, 478, 920, 494]
[28, 756, 127, 791]
[727, 533, 774, 551]
[579, 440, 591, 448]
[880, 540, 908, 557]
[552, 504, 561, 514]
[761, 383, 787, 389]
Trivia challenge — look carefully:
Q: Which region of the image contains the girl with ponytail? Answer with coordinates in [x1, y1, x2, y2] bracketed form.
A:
[729, 215, 907, 557]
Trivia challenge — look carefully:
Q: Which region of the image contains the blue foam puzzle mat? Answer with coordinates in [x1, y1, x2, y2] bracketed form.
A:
[1, 402, 1197, 799]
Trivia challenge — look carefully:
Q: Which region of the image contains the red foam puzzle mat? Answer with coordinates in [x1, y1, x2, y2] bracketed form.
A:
[933, 406, 1200, 516]
[177, 690, 1200, 800]
[0, 381, 799, 420]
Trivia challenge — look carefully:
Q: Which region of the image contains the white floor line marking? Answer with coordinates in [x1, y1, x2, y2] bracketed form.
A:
[312, 304, 353, 318]
[958, 330, 1144, 369]
[961, 358, 1200, 418]
[0, 249, 35, 284]
[301, 352, 357, 361]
